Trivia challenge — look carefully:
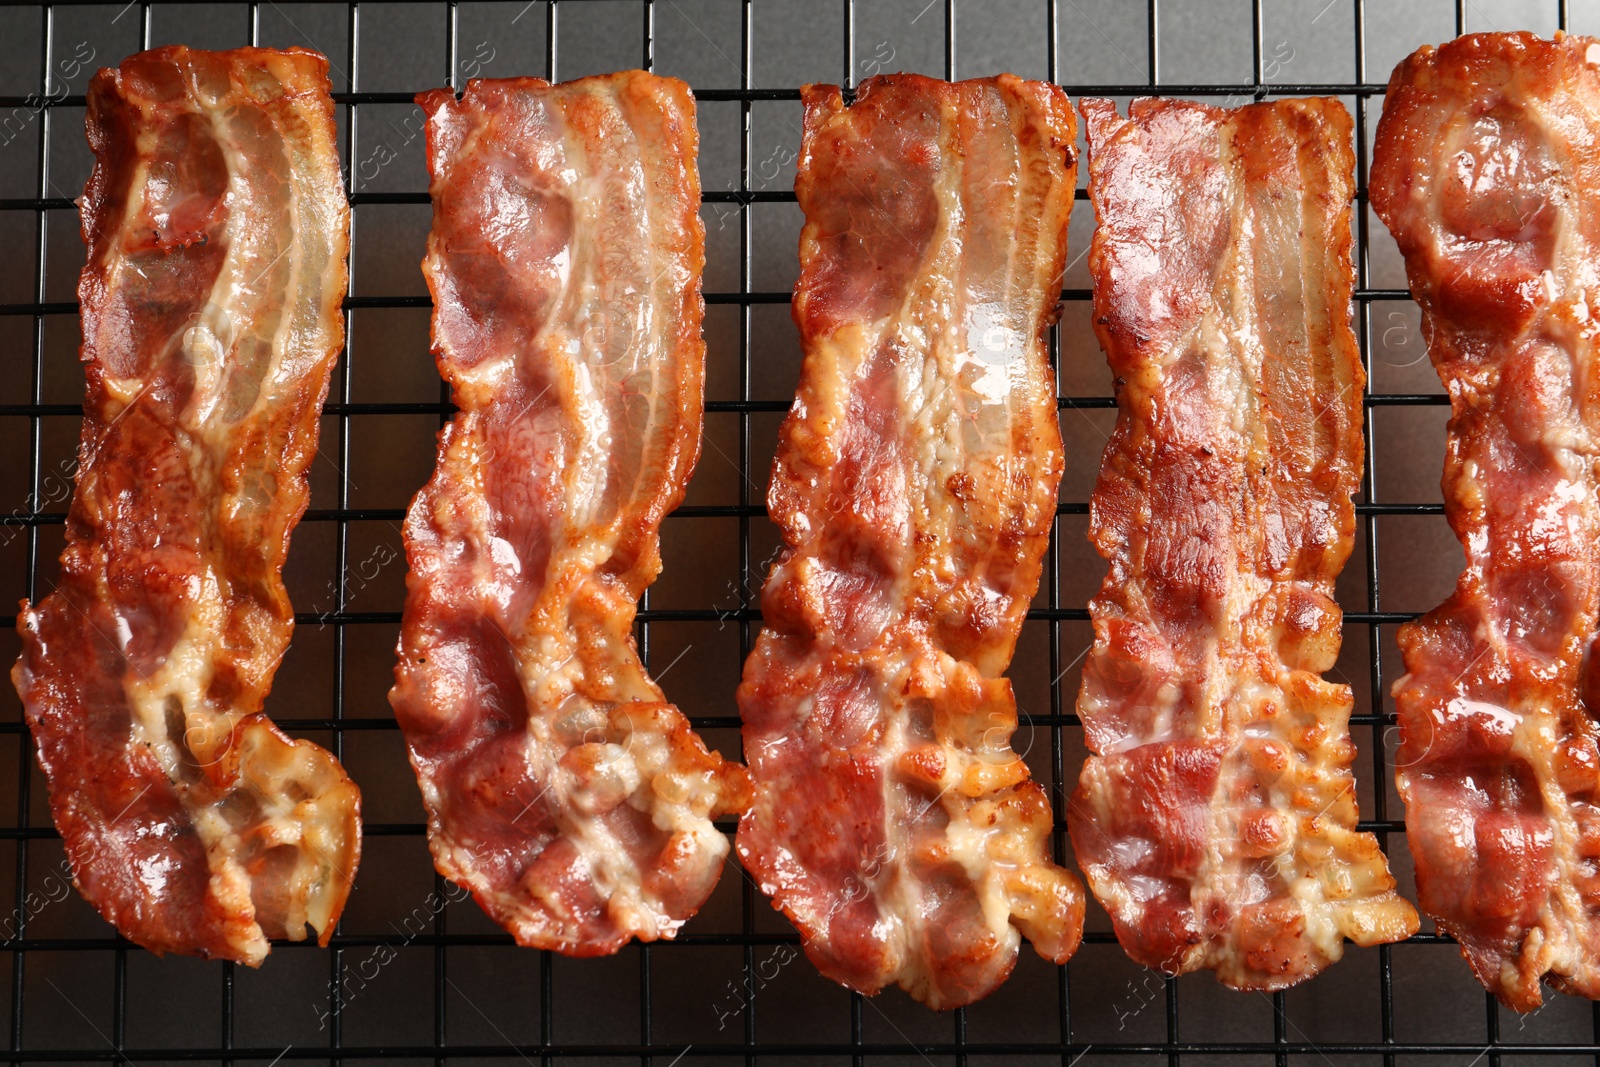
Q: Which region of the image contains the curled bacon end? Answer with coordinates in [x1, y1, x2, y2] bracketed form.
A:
[12, 45, 360, 965]
[1373, 31, 1600, 1012]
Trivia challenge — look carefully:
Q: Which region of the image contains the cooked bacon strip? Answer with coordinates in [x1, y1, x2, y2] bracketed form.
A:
[10, 46, 359, 964]
[1371, 31, 1600, 1011]
[1070, 97, 1418, 989]
[735, 73, 1083, 1010]
[392, 73, 750, 955]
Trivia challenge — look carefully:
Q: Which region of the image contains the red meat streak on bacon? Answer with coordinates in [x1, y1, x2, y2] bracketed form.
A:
[736, 73, 1085, 1010]
[1071, 96, 1418, 989]
[11, 46, 360, 965]
[1372, 31, 1600, 1010]
[392, 73, 750, 955]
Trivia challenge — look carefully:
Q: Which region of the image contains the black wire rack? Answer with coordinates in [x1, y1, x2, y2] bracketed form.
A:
[1, 0, 1598, 1063]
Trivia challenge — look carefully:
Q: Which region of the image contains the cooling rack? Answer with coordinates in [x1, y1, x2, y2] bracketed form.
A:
[0, 0, 1596, 1063]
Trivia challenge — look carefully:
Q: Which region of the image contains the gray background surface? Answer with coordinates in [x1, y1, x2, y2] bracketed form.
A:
[0, 0, 1596, 1062]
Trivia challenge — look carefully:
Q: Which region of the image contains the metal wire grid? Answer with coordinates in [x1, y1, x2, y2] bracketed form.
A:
[0, 0, 1596, 1062]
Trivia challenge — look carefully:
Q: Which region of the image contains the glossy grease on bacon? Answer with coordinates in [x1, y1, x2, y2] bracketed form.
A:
[392, 73, 749, 955]
[1072, 97, 1418, 989]
[11, 46, 359, 964]
[1372, 31, 1600, 1010]
[736, 73, 1084, 1010]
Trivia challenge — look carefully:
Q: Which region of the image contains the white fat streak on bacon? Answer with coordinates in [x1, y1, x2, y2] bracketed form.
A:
[736, 73, 1083, 1011]
[1372, 31, 1600, 1011]
[393, 73, 749, 956]
[12, 47, 359, 965]
[1071, 97, 1417, 990]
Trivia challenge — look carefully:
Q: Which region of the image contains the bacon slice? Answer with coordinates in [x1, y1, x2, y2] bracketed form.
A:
[1371, 31, 1600, 1010]
[1070, 97, 1419, 989]
[391, 73, 750, 955]
[735, 73, 1084, 1010]
[9, 46, 359, 965]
